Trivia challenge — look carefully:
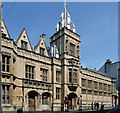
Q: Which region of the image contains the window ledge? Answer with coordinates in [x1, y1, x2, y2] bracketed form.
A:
[2, 81, 13, 84]
[2, 71, 12, 75]
[2, 104, 12, 107]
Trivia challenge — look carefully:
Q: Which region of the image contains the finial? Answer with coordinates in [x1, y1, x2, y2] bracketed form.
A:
[64, 0, 66, 9]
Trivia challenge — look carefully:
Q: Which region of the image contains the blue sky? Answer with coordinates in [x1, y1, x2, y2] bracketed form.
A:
[2, 2, 118, 69]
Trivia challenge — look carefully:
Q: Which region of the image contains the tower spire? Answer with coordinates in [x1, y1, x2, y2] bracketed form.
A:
[64, 0, 67, 27]
[64, 0, 66, 9]
[55, 0, 76, 33]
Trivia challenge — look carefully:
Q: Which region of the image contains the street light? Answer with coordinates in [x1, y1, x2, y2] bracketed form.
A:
[67, 93, 69, 111]
[80, 94, 82, 111]
[52, 95, 54, 111]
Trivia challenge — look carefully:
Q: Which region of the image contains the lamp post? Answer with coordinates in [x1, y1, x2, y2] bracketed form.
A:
[80, 94, 82, 111]
[52, 95, 53, 111]
[67, 93, 69, 111]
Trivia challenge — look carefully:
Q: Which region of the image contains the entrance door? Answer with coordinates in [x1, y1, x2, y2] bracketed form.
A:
[28, 91, 39, 111]
[29, 98, 35, 110]
[68, 93, 77, 109]
[69, 100, 72, 109]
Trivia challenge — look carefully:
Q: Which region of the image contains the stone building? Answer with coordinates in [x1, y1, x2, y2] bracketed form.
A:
[1, 5, 117, 112]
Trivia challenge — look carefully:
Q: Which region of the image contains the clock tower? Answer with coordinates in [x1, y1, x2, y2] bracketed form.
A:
[50, 2, 81, 111]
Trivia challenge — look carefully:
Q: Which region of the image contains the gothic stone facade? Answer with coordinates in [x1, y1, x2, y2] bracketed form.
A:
[1, 17, 116, 112]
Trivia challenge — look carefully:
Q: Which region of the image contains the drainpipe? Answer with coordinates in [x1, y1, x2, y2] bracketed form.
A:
[22, 80, 24, 113]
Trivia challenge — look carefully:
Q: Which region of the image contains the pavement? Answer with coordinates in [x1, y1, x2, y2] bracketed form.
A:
[23, 109, 109, 113]
[2, 109, 110, 113]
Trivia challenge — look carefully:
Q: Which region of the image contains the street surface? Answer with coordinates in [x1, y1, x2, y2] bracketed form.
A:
[2, 110, 109, 113]
[24, 110, 109, 113]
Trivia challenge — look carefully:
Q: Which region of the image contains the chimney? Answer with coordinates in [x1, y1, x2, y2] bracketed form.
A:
[40, 34, 46, 42]
[106, 59, 112, 64]
[94, 68, 96, 71]
[105, 59, 112, 73]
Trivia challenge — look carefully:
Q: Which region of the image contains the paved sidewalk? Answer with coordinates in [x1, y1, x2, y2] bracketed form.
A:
[23, 109, 109, 113]
[2, 109, 110, 113]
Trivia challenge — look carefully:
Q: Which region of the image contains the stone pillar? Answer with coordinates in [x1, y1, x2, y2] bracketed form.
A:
[49, 96, 52, 110]
[38, 95, 42, 110]
[92, 81, 94, 102]
[24, 95, 28, 111]
[10, 85, 13, 105]
[77, 97, 80, 110]
[86, 80, 88, 105]
[35, 96, 38, 110]
[97, 83, 99, 105]
[72, 68, 73, 83]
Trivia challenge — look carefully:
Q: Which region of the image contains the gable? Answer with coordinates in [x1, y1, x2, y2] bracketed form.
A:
[1, 19, 11, 39]
[34, 34, 49, 57]
[16, 28, 32, 51]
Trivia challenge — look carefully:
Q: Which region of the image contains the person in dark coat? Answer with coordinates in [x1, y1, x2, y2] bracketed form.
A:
[94, 101, 96, 109]
[101, 102, 104, 111]
[96, 102, 99, 111]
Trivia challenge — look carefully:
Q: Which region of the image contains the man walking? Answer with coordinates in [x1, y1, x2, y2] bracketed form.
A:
[94, 101, 96, 109]
[101, 102, 104, 111]
[96, 102, 99, 111]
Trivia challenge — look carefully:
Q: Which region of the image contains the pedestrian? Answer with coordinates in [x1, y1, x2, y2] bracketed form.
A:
[102, 102, 104, 110]
[94, 101, 96, 109]
[91, 102, 93, 110]
[96, 102, 99, 111]
[101, 102, 104, 111]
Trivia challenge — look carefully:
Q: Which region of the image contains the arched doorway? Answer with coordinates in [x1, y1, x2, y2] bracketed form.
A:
[42, 92, 52, 110]
[28, 91, 40, 111]
[68, 93, 78, 109]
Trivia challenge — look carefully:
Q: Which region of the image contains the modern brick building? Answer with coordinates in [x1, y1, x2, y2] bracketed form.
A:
[1, 5, 117, 112]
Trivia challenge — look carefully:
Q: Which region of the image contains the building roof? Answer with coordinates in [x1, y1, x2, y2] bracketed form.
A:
[82, 67, 116, 79]
[55, 6, 76, 33]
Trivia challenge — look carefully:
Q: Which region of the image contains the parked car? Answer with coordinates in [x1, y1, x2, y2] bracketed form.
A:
[107, 106, 120, 113]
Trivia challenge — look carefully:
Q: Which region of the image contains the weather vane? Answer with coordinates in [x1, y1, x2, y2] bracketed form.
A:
[64, 0, 66, 9]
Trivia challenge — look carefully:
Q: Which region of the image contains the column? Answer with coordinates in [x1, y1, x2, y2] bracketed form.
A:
[24, 95, 27, 111]
[38, 95, 42, 111]
[92, 81, 94, 102]
[86, 80, 88, 105]
[72, 68, 73, 83]
[10, 85, 13, 105]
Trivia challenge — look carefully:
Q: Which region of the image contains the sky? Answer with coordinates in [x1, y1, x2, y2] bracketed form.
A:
[2, 2, 118, 70]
